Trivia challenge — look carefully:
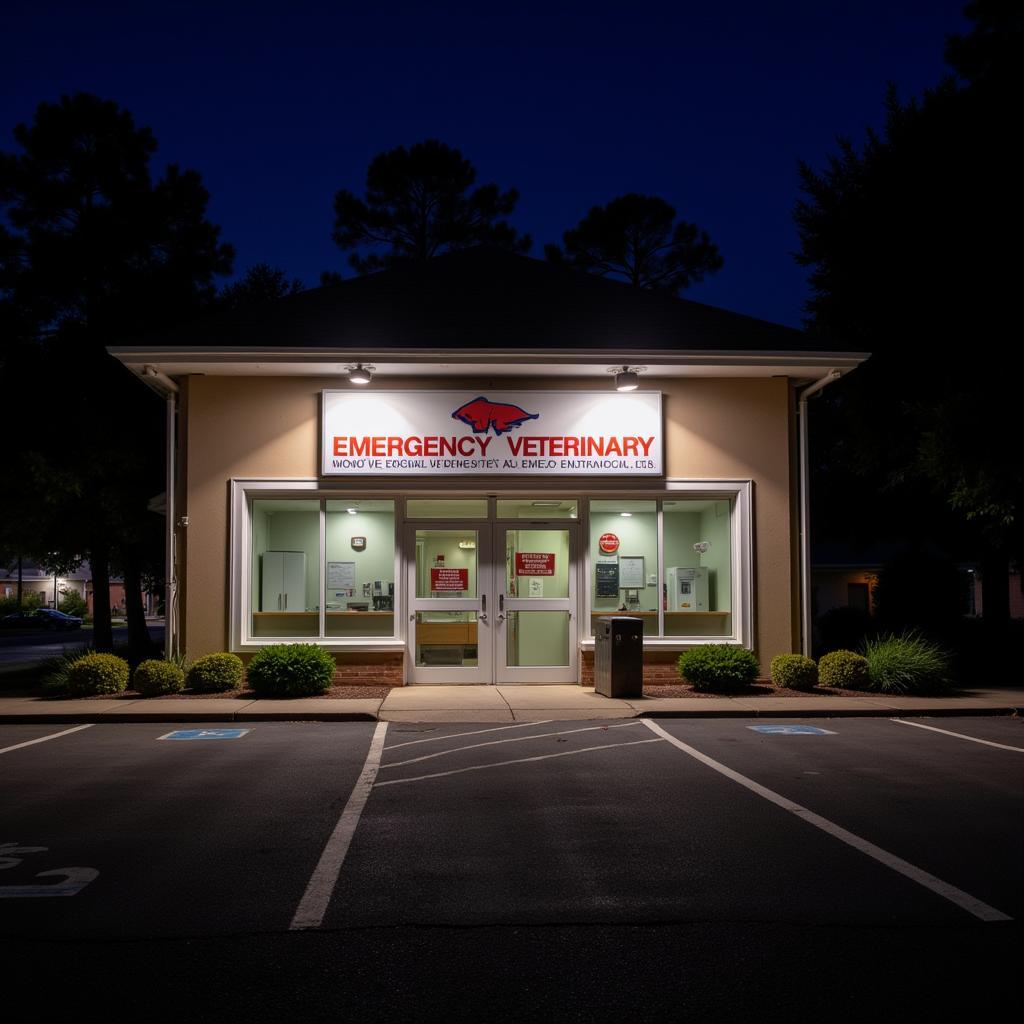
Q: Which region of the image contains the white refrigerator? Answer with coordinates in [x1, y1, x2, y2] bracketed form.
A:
[261, 550, 307, 611]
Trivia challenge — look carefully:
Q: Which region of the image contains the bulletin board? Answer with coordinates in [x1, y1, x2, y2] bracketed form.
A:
[595, 561, 619, 598]
[618, 556, 646, 589]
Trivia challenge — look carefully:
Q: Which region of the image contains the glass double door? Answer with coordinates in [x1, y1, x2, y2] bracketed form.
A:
[407, 524, 577, 684]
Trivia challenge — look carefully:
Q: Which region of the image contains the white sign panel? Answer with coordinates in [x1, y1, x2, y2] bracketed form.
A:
[321, 391, 662, 476]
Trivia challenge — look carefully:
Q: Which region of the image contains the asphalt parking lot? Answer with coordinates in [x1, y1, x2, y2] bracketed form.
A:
[2, 716, 1021, 1022]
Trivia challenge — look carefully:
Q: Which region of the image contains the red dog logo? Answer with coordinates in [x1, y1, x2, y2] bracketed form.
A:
[452, 396, 540, 436]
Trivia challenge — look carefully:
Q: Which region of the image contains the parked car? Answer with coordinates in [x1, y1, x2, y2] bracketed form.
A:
[0, 608, 83, 631]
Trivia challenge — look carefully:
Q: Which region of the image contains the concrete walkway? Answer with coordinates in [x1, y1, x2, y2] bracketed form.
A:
[0, 685, 1021, 723]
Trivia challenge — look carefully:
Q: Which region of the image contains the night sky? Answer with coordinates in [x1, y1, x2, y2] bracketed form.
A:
[4, 1, 969, 328]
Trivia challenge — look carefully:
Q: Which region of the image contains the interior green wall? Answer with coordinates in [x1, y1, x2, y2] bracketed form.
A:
[589, 512, 659, 613]
[325, 510, 395, 607]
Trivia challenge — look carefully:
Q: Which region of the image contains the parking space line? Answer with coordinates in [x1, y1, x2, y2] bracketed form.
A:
[0, 724, 93, 755]
[385, 720, 554, 751]
[643, 720, 1013, 923]
[382, 721, 642, 770]
[290, 721, 389, 931]
[890, 718, 1024, 752]
[375, 737, 662, 788]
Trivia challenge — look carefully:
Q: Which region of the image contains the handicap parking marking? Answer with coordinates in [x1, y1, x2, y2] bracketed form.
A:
[157, 728, 250, 741]
[748, 725, 836, 735]
[0, 842, 98, 898]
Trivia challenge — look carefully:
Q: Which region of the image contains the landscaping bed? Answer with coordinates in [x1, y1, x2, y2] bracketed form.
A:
[643, 682, 866, 698]
[44, 684, 393, 701]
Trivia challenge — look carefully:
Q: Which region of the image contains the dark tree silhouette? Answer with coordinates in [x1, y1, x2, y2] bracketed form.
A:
[545, 193, 722, 294]
[0, 93, 233, 655]
[328, 139, 530, 277]
[219, 263, 303, 309]
[795, 0, 1022, 630]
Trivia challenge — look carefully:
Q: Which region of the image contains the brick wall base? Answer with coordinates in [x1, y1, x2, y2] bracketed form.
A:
[580, 649, 681, 686]
[238, 650, 405, 687]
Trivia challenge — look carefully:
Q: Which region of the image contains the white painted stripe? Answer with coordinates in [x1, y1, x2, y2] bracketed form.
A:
[383, 721, 641, 769]
[642, 720, 1012, 923]
[385, 720, 555, 751]
[0, 724, 93, 755]
[375, 737, 662, 788]
[290, 720, 389, 931]
[890, 718, 1024, 752]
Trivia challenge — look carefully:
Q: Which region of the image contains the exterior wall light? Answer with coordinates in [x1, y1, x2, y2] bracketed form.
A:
[346, 363, 374, 385]
[608, 365, 645, 391]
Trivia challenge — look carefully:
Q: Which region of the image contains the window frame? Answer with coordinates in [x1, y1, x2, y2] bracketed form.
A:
[230, 479, 752, 653]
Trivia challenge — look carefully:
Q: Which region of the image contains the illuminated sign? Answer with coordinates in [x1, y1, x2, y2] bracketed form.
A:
[598, 533, 620, 554]
[321, 391, 662, 476]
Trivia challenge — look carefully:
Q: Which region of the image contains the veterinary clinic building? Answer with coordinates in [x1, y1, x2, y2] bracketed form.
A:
[111, 249, 865, 685]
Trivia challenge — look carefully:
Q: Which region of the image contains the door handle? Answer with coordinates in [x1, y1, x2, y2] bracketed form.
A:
[499, 593, 505, 612]
[480, 593, 487, 621]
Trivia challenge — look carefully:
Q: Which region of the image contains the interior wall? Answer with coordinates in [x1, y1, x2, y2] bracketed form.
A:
[325, 510, 395, 607]
[589, 512, 659, 613]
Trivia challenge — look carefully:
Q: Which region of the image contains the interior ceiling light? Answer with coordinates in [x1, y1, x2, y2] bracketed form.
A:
[346, 363, 374, 385]
[458, 539, 476, 549]
[531, 501, 562, 508]
[620, 511, 633, 517]
[607, 365, 646, 392]
[346, 507, 358, 515]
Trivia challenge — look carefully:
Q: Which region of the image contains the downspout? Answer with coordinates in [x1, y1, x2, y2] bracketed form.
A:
[796, 369, 842, 656]
[141, 366, 180, 660]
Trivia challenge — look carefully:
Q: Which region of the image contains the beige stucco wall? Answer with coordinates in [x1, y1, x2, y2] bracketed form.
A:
[179, 374, 798, 673]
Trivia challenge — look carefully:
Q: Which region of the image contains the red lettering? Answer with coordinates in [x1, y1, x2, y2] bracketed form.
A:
[638, 436, 654, 456]
[478, 437, 492, 456]
[457, 436, 476, 456]
[333, 436, 347, 456]
[351, 437, 372, 456]
[622, 437, 639, 456]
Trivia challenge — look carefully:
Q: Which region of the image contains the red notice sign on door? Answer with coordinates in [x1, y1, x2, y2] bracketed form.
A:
[515, 552, 555, 576]
[430, 567, 469, 591]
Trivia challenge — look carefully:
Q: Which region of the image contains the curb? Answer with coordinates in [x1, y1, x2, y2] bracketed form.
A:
[0, 706, 1018, 724]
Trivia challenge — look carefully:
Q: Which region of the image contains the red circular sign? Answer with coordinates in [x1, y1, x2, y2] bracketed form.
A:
[599, 533, 620, 554]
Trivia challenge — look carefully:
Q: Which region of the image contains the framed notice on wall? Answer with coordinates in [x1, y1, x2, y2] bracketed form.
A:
[618, 556, 646, 589]
[595, 561, 619, 598]
[327, 561, 356, 591]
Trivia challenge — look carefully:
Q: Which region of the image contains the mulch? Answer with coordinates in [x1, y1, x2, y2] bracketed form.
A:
[643, 683, 864, 698]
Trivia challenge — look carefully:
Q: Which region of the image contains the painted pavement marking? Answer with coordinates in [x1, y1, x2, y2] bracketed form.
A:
[0, 843, 98, 898]
[382, 721, 642, 770]
[290, 720, 389, 931]
[157, 728, 250, 741]
[374, 737, 663, 788]
[890, 718, 1024, 752]
[0, 724, 93, 755]
[385, 720, 555, 751]
[748, 725, 836, 735]
[643, 719, 1012, 923]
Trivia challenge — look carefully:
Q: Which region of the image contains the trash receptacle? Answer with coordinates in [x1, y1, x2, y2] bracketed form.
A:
[594, 616, 643, 698]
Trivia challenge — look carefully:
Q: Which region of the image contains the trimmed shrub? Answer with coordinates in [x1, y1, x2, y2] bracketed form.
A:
[819, 649, 870, 690]
[770, 653, 818, 690]
[246, 644, 335, 698]
[678, 645, 760, 693]
[862, 633, 952, 695]
[187, 652, 244, 693]
[66, 653, 129, 696]
[133, 659, 185, 697]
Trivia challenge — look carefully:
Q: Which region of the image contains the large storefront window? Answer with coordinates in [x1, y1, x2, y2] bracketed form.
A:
[325, 499, 396, 637]
[662, 498, 732, 637]
[589, 500, 658, 635]
[249, 497, 395, 640]
[588, 497, 734, 639]
[251, 499, 320, 637]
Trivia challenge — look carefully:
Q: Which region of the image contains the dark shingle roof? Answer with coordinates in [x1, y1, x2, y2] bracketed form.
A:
[138, 247, 820, 352]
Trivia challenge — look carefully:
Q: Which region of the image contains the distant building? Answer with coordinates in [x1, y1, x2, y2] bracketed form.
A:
[0, 561, 159, 616]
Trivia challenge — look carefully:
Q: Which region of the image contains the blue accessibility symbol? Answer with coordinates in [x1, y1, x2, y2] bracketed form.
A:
[748, 725, 835, 735]
[158, 729, 250, 741]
